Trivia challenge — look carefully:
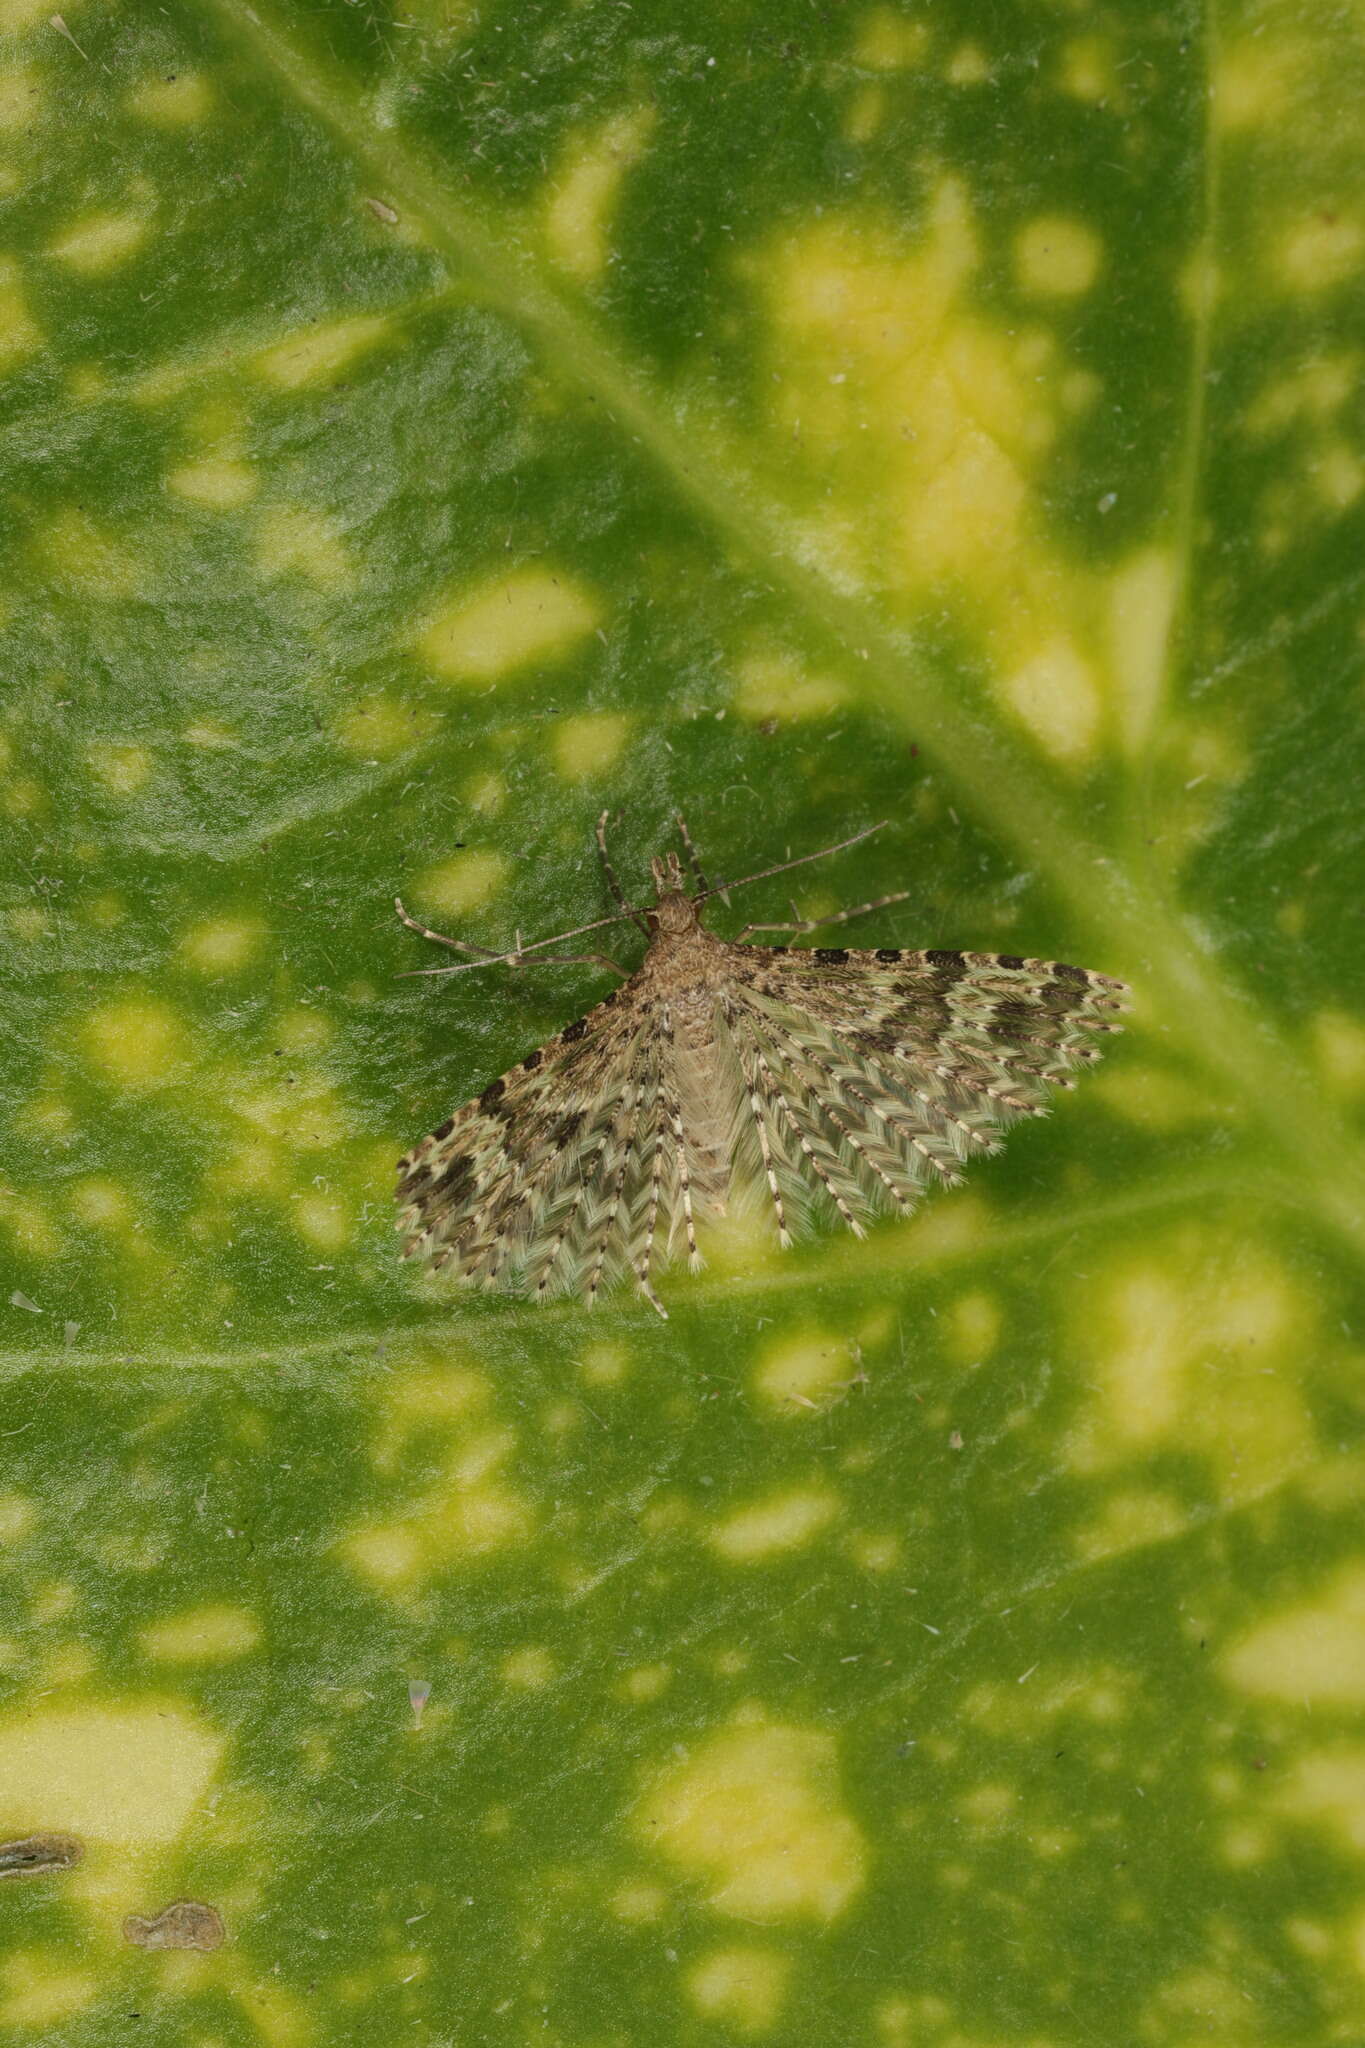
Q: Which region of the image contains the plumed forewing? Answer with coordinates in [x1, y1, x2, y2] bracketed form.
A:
[395, 980, 653, 1284]
[716, 944, 1128, 1239]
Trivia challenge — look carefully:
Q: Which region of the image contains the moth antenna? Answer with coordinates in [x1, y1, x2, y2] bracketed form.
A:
[700, 821, 888, 904]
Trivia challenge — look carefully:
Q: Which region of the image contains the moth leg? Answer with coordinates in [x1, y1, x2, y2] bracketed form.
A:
[596, 811, 651, 936]
[735, 889, 910, 944]
[675, 813, 730, 906]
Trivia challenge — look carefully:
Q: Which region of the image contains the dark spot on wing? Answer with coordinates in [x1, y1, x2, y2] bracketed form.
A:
[479, 1077, 506, 1110]
[553, 1110, 585, 1145]
[924, 949, 966, 977]
[997, 955, 1025, 971]
[814, 947, 850, 965]
[433, 1116, 455, 1141]
[600, 989, 618, 1007]
[561, 1018, 588, 1044]
[1051, 961, 1090, 984]
[875, 948, 901, 963]
[521, 1049, 543, 1072]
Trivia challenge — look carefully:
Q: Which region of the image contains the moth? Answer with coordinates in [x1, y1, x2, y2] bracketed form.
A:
[395, 816, 1128, 1318]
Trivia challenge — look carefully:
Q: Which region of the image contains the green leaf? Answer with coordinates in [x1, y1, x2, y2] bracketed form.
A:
[2, 0, 1363, 2040]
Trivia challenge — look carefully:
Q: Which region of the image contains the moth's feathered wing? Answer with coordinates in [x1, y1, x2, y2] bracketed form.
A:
[396, 945, 1127, 1314]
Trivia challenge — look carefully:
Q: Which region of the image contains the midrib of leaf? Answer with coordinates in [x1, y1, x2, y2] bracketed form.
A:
[203, 0, 1365, 1257]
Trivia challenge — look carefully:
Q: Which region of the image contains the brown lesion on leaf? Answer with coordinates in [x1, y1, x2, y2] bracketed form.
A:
[0, 1833, 84, 1878]
[123, 1899, 226, 1951]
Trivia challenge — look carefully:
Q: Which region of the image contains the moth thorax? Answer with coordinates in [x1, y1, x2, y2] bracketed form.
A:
[651, 887, 698, 935]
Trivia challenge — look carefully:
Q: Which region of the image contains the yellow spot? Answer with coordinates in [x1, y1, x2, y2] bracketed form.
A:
[1276, 212, 1362, 294]
[83, 998, 187, 1089]
[1074, 1488, 1187, 1564]
[580, 1340, 628, 1386]
[1000, 636, 1101, 767]
[412, 848, 507, 918]
[687, 1946, 790, 2034]
[733, 651, 848, 724]
[38, 509, 137, 598]
[294, 1193, 351, 1252]
[551, 710, 631, 781]
[1316, 442, 1364, 509]
[1068, 1243, 1312, 1499]
[544, 107, 655, 282]
[1107, 547, 1176, 755]
[609, 1881, 668, 1922]
[944, 1289, 1000, 1364]
[1014, 215, 1102, 298]
[125, 71, 211, 126]
[0, 1955, 98, 2031]
[0, 1699, 222, 1848]
[945, 42, 989, 85]
[139, 1603, 260, 1664]
[1311, 1009, 1365, 1098]
[501, 1646, 555, 1689]
[1274, 1747, 1365, 1855]
[256, 312, 390, 390]
[417, 567, 600, 685]
[961, 1780, 1014, 1826]
[1058, 36, 1115, 103]
[179, 915, 265, 975]
[846, 1530, 901, 1572]
[843, 84, 886, 145]
[48, 209, 149, 275]
[87, 741, 151, 796]
[709, 1487, 840, 1563]
[334, 695, 439, 760]
[0, 1494, 34, 1544]
[0, 65, 41, 132]
[853, 7, 928, 69]
[30, 1581, 75, 1626]
[1215, 40, 1294, 131]
[637, 1712, 865, 1922]
[272, 1007, 332, 1054]
[1223, 1565, 1365, 1706]
[70, 1178, 133, 1230]
[255, 505, 350, 589]
[752, 1328, 856, 1411]
[618, 1663, 670, 1703]
[167, 455, 256, 509]
[183, 718, 237, 749]
[463, 769, 505, 814]
[338, 1365, 534, 1592]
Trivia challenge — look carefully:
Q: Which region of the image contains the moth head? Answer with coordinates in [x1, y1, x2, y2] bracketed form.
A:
[649, 853, 697, 933]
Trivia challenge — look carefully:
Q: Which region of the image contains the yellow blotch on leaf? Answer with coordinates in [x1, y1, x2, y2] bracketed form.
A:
[635, 1710, 866, 1922]
[999, 638, 1100, 766]
[70, 1178, 133, 1230]
[853, 7, 927, 69]
[1107, 547, 1176, 755]
[87, 741, 151, 796]
[1223, 1565, 1365, 1706]
[0, 1699, 223, 1849]
[334, 695, 439, 760]
[417, 567, 600, 685]
[179, 915, 265, 976]
[293, 1193, 351, 1252]
[687, 1946, 791, 2035]
[544, 107, 655, 283]
[0, 1494, 35, 1545]
[0, 253, 40, 372]
[551, 710, 631, 781]
[167, 456, 256, 509]
[1273, 1747, 1365, 1856]
[1058, 36, 1115, 102]
[255, 505, 351, 589]
[47, 209, 149, 275]
[1014, 215, 1103, 298]
[753, 1328, 855, 1411]
[1276, 212, 1362, 294]
[1067, 1239, 1313, 1505]
[83, 998, 187, 1089]
[39, 509, 137, 599]
[733, 650, 849, 724]
[709, 1487, 840, 1563]
[139, 1603, 260, 1664]
[944, 1289, 1000, 1364]
[501, 1646, 555, 1689]
[0, 64, 42, 131]
[126, 72, 211, 126]
[411, 848, 507, 918]
[0, 1955, 98, 2032]
[1311, 1009, 1365, 1098]
[256, 313, 390, 390]
[946, 43, 989, 86]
